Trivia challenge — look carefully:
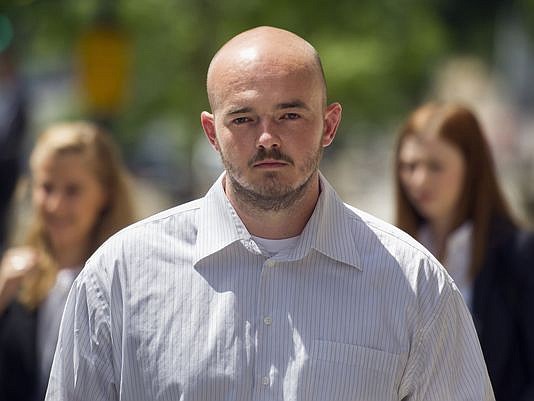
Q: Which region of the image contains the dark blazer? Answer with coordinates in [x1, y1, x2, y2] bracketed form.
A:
[0, 302, 40, 401]
[473, 219, 534, 401]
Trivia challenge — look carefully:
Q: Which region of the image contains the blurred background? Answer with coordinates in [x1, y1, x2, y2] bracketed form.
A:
[1, 0, 534, 234]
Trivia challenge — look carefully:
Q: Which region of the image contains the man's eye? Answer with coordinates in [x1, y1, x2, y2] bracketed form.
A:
[233, 117, 250, 125]
[283, 113, 300, 120]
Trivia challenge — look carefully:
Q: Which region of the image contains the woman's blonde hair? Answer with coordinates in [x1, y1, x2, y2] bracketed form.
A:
[19, 121, 136, 308]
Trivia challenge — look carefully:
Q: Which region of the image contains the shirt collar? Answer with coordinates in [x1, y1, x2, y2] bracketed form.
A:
[290, 172, 362, 270]
[193, 173, 259, 266]
[194, 172, 362, 270]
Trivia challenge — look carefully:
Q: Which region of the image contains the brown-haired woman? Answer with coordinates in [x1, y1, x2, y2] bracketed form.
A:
[394, 102, 534, 400]
[0, 122, 136, 401]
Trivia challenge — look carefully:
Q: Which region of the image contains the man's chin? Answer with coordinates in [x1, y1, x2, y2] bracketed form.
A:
[250, 181, 295, 199]
[260, 170, 283, 180]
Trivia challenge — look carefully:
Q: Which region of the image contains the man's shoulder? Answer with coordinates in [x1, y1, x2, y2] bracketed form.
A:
[340, 203, 452, 284]
[335, 203, 458, 326]
[87, 198, 203, 263]
[78, 198, 206, 291]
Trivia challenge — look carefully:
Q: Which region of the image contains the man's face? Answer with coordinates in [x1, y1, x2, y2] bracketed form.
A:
[202, 57, 339, 211]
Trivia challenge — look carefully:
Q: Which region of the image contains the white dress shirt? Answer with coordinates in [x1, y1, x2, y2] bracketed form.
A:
[37, 267, 80, 397]
[251, 235, 300, 257]
[46, 173, 494, 401]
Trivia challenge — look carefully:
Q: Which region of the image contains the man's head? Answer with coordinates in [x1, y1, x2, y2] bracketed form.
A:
[206, 27, 328, 112]
[201, 26, 342, 212]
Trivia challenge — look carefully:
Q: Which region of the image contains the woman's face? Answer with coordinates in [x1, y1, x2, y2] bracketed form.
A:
[32, 152, 108, 253]
[398, 135, 465, 226]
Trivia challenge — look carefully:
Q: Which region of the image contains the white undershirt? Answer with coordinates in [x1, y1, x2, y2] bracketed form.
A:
[36, 267, 81, 395]
[419, 222, 473, 309]
[251, 235, 301, 258]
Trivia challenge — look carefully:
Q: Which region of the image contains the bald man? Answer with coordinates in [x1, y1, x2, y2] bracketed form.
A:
[46, 27, 494, 401]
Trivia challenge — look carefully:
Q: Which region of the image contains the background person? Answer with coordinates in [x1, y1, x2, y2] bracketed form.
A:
[394, 102, 534, 401]
[0, 45, 28, 254]
[0, 121, 136, 401]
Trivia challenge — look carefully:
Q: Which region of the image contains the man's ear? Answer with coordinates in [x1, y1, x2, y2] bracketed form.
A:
[322, 102, 342, 147]
[200, 111, 219, 151]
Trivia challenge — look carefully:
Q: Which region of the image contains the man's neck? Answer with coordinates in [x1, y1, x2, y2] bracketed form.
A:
[224, 175, 321, 239]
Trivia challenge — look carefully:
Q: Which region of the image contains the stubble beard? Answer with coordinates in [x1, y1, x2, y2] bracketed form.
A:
[221, 146, 323, 212]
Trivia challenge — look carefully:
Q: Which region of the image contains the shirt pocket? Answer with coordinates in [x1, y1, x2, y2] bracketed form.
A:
[296, 340, 401, 401]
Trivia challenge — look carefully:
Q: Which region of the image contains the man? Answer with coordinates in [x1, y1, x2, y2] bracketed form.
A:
[46, 26, 494, 400]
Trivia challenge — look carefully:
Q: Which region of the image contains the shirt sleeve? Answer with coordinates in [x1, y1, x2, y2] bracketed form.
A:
[45, 266, 117, 401]
[401, 276, 495, 401]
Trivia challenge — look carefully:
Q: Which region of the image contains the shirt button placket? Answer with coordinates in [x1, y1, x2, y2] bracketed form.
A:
[265, 259, 275, 269]
[255, 258, 276, 397]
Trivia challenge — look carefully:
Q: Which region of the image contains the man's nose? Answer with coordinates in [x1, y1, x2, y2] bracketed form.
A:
[256, 120, 281, 149]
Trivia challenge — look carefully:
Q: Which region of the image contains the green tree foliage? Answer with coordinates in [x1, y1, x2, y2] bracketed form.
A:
[3, 0, 531, 150]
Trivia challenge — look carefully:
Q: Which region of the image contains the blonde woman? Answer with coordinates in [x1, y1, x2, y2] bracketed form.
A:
[0, 122, 136, 401]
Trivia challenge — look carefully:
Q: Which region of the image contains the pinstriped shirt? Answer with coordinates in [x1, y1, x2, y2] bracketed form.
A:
[46, 173, 494, 401]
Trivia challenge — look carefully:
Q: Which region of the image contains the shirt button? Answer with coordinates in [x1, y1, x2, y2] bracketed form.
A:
[263, 316, 272, 325]
[262, 376, 270, 386]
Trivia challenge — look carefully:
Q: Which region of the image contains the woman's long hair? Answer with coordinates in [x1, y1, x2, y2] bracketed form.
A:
[19, 122, 136, 308]
[394, 103, 515, 278]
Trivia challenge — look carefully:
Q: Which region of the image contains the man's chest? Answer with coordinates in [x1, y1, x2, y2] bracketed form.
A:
[118, 254, 410, 400]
